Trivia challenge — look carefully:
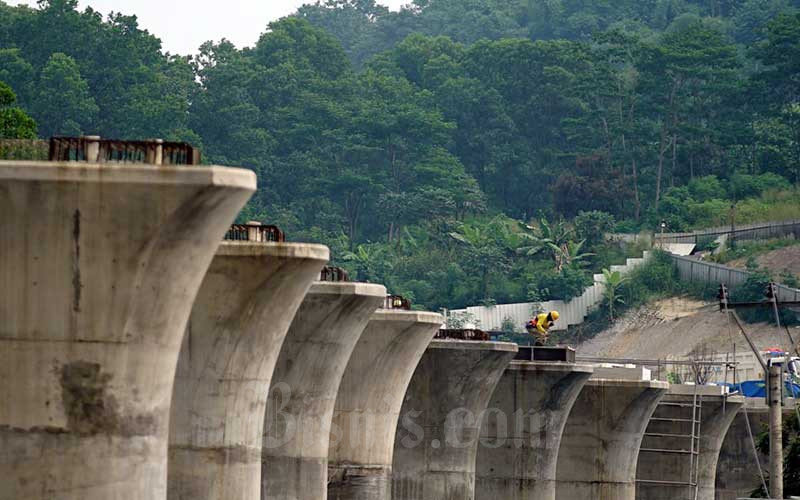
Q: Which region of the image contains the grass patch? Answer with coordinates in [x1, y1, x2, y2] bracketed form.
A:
[710, 237, 800, 264]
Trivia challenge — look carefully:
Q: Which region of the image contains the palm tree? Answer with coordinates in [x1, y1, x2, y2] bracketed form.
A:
[549, 239, 595, 272]
[602, 268, 627, 321]
[449, 220, 509, 300]
[517, 218, 592, 272]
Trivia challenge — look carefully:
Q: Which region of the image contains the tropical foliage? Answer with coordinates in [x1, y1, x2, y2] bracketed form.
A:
[3, 0, 800, 310]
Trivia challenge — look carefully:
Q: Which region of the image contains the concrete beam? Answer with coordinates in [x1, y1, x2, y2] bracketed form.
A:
[167, 242, 329, 500]
[475, 361, 594, 500]
[328, 309, 443, 500]
[261, 281, 386, 500]
[636, 385, 744, 500]
[392, 340, 518, 500]
[0, 161, 255, 499]
[555, 378, 669, 500]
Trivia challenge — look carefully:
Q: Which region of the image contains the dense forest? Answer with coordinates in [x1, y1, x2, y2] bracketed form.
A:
[1, 0, 800, 311]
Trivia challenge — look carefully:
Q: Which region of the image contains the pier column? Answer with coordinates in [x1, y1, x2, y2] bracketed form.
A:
[636, 385, 744, 500]
[261, 282, 386, 500]
[475, 361, 593, 500]
[714, 404, 776, 499]
[0, 161, 255, 500]
[392, 340, 518, 500]
[555, 379, 668, 500]
[328, 309, 443, 500]
[168, 242, 329, 500]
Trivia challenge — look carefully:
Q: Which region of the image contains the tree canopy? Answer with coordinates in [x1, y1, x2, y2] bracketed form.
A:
[2, 0, 800, 312]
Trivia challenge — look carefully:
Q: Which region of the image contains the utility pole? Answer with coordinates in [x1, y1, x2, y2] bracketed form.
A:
[719, 283, 784, 498]
[769, 359, 784, 500]
[729, 200, 737, 250]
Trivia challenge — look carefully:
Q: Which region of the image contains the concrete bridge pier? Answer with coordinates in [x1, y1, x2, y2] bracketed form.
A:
[636, 385, 744, 500]
[475, 360, 594, 500]
[392, 339, 518, 500]
[555, 376, 668, 500]
[167, 242, 329, 500]
[261, 281, 386, 500]
[0, 161, 255, 500]
[327, 309, 443, 500]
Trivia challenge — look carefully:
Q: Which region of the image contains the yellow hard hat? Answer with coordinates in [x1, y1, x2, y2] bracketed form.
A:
[550, 311, 560, 321]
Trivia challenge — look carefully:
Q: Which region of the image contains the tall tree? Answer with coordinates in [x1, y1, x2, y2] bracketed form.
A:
[0, 81, 36, 139]
[32, 52, 98, 136]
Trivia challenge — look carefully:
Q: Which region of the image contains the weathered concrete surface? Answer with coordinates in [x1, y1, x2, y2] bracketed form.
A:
[636, 385, 743, 500]
[392, 340, 518, 500]
[555, 378, 668, 500]
[262, 282, 386, 500]
[714, 403, 787, 500]
[0, 161, 255, 500]
[474, 361, 594, 500]
[168, 242, 329, 500]
[328, 309, 443, 500]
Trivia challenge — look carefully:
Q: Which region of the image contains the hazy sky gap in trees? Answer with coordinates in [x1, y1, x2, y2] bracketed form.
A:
[9, 0, 407, 55]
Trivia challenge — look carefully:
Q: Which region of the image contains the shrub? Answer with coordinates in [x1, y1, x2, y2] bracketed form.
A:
[575, 210, 616, 249]
[689, 175, 724, 202]
[534, 267, 591, 302]
[687, 199, 730, 227]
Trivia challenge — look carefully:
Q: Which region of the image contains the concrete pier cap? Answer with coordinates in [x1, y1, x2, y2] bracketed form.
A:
[392, 339, 518, 500]
[636, 384, 744, 500]
[555, 375, 669, 500]
[167, 241, 330, 500]
[475, 360, 594, 500]
[328, 308, 444, 500]
[261, 281, 387, 500]
[0, 160, 255, 499]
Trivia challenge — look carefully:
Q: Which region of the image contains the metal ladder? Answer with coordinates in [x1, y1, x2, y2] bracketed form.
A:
[637, 384, 703, 500]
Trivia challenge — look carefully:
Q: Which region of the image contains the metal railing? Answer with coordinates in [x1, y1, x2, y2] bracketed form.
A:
[384, 294, 412, 310]
[669, 253, 800, 303]
[654, 220, 800, 246]
[320, 266, 350, 282]
[48, 136, 201, 165]
[224, 222, 285, 243]
[576, 356, 737, 385]
[435, 328, 490, 341]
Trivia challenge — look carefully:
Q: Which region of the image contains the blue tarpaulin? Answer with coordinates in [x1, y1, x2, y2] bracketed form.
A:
[733, 380, 800, 398]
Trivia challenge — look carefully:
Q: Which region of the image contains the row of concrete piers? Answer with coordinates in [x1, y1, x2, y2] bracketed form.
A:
[0, 159, 748, 500]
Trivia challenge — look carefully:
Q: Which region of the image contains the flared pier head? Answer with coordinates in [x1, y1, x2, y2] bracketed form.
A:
[392, 339, 518, 500]
[261, 281, 387, 500]
[714, 400, 789, 500]
[475, 357, 594, 500]
[555, 367, 668, 500]
[328, 308, 444, 500]
[636, 384, 744, 500]
[168, 241, 330, 500]
[0, 161, 255, 500]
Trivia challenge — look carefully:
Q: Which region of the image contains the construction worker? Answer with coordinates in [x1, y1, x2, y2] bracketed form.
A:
[525, 311, 560, 346]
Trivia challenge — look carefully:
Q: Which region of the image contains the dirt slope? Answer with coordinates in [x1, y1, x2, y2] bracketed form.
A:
[728, 244, 800, 278]
[577, 297, 795, 358]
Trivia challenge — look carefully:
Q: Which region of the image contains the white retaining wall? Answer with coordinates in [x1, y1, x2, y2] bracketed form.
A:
[449, 253, 651, 332]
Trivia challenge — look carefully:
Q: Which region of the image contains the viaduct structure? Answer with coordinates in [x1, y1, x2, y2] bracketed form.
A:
[167, 240, 329, 499]
[0, 159, 255, 499]
[555, 366, 669, 500]
[328, 309, 443, 499]
[0, 153, 749, 500]
[261, 280, 386, 500]
[392, 339, 518, 500]
[636, 385, 744, 500]
[475, 354, 594, 500]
